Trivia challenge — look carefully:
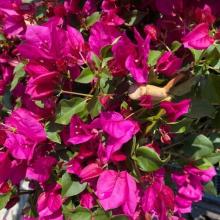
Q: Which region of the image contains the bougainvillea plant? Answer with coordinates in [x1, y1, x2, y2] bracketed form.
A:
[0, 0, 220, 219]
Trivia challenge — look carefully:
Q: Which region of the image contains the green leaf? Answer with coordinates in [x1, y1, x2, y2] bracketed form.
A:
[10, 63, 26, 91]
[148, 50, 162, 66]
[171, 41, 182, 52]
[0, 34, 6, 41]
[206, 152, 220, 165]
[171, 76, 198, 96]
[91, 52, 101, 69]
[169, 118, 194, 134]
[204, 181, 217, 196]
[0, 192, 11, 210]
[68, 207, 91, 220]
[194, 158, 213, 170]
[93, 209, 110, 220]
[190, 49, 204, 62]
[101, 36, 121, 59]
[86, 12, 101, 28]
[87, 96, 102, 118]
[125, 10, 147, 26]
[183, 135, 214, 160]
[45, 122, 63, 144]
[188, 99, 216, 119]
[2, 88, 12, 110]
[99, 72, 112, 94]
[201, 74, 220, 105]
[35, 100, 44, 108]
[205, 45, 220, 67]
[61, 173, 87, 197]
[135, 147, 170, 172]
[55, 97, 87, 125]
[75, 68, 95, 84]
[35, 5, 47, 19]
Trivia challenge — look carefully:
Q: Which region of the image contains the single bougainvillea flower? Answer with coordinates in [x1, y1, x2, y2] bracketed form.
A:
[95, 111, 139, 159]
[160, 99, 191, 122]
[125, 29, 150, 84]
[67, 116, 96, 145]
[182, 23, 214, 50]
[96, 170, 139, 217]
[37, 185, 63, 220]
[156, 51, 182, 77]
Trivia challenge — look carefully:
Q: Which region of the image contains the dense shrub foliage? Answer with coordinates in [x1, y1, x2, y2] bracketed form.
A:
[0, 0, 220, 219]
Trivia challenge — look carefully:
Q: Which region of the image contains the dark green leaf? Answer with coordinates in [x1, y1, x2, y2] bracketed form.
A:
[182, 135, 214, 160]
[188, 99, 216, 119]
[100, 37, 121, 59]
[201, 74, 220, 105]
[2, 88, 12, 110]
[204, 181, 217, 196]
[125, 10, 147, 26]
[87, 96, 102, 118]
[61, 173, 87, 197]
[75, 68, 95, 84]
[171, 76, 198, 96]
[135, 147, 170, 172]
[169, 118, 194, 134]
[35, 5, 47, 19]
[45, 122, 63, 144]
[55, 97, 87, 125]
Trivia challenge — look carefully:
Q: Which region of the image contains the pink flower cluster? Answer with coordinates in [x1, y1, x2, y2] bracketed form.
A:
[0, 0, 219, 220]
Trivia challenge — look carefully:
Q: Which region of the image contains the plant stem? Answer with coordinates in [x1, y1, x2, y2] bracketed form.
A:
[61, 90, 93, 98]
